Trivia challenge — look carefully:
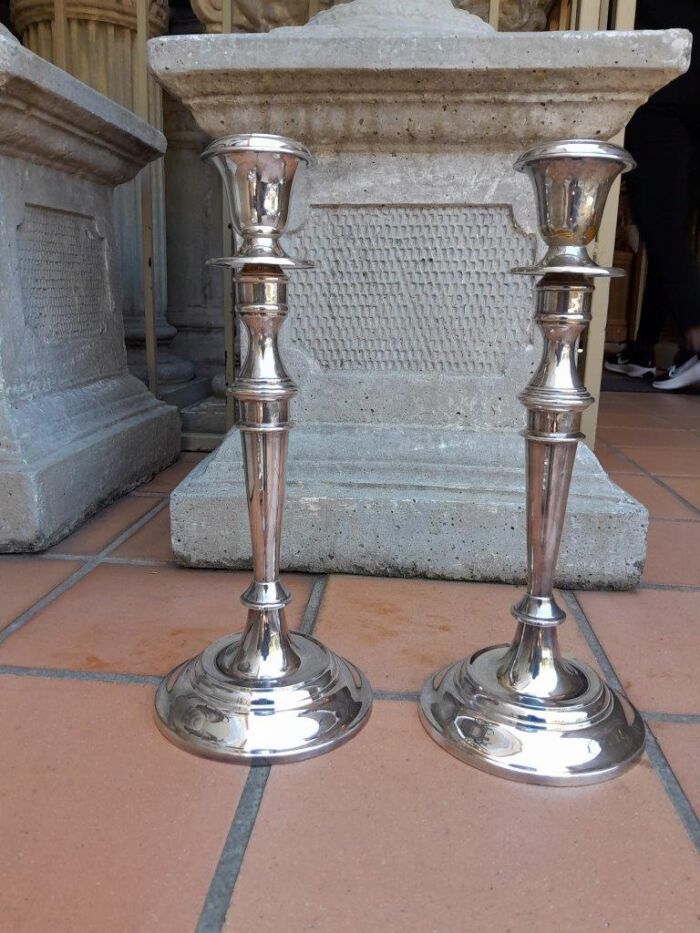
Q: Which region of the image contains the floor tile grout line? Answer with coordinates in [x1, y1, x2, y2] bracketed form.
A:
[644, 727, 700, 853]
[35, 553, 174, 568]
[0, 561, 100, 647]
[0, 577, 329, 690]
[562, 590, 700, 854]
[2, 663, 699, 723]
[34, 554, 332, 578]
[599, 441, 700, 518]
[33, 553, 91, 563]
[0, 498, 169, 648]
[0, 664, 161, 686]
[194, 576, 329, 933]
[25, 550, 700, 594]
[195, 767, 270, 933]
[648, 475, 700, 518]
[96, 556, 173, 568]
[298, 576, 327, 636]
[642, 711, 700, 724]
[83, 498, 172, 553]
[560, 591, 624, 691]
[374, 690, 420, 702]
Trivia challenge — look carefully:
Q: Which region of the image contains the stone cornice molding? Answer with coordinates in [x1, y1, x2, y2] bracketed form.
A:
[0, 35, 165, 184]
[11, 0, 168, 36]
[148, 28, 691, 149]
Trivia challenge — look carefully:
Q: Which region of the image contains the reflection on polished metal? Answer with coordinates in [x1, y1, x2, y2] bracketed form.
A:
[203, 133, 314, 270]
[155, 134, 372, 763]
[420, 140, 645, 786]
[512, 140, 635, 278]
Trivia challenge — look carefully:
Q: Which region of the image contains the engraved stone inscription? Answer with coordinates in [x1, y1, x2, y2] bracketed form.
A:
[19, 205, 109, 344]
[290, 205, 535, 375]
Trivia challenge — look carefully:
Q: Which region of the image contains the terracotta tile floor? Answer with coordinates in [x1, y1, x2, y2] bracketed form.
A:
[0, 390, 698, 933]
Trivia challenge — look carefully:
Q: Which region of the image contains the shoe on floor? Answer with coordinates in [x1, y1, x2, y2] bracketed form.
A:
[652, 353, 700, 391]
[604, 347, 656, 378]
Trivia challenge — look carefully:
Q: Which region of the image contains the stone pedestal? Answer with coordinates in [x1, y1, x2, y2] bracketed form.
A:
[149, 0, 690, 586]
[0, 34, 180, 551]
[172, 427, 645, 588]
[10, 0, 202, 404]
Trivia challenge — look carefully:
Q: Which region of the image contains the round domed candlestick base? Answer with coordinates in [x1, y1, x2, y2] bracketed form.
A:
[156, 630, 371, 764]
[420, 630, 644, 786]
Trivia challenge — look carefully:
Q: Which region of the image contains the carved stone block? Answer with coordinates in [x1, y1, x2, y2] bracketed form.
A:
[0, 35, 180, 550]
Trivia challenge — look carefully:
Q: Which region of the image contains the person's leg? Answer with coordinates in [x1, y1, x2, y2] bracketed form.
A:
[633, 263, 668, 355]
[603, 237, 662, 379]
[626, 103, 700, 389]
[685, 141, 700, 356]
[626, 104, 700, 343]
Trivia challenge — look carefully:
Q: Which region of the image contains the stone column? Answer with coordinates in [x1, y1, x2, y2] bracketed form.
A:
[0, 32, 180, 549]
[162, 93, 224, 390]
[10, 0, 201, 404]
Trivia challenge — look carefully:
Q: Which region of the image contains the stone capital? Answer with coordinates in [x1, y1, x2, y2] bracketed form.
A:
[11, 0, 168, 36]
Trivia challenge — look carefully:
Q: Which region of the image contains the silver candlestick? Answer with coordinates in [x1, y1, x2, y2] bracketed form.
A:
[419, 140, 645, 786]
[155, 134, 372, 763]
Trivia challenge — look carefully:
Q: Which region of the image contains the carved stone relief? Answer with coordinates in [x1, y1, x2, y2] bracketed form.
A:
[289, 205, 533, 376]
[191, 0, 554, 33]
[19, 206, 109, 345]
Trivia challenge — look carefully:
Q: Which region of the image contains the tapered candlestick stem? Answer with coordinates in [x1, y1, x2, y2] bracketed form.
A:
[501, 276, 593, 696]
[219, 269, 302, 681]
[511, 276, 593, 630]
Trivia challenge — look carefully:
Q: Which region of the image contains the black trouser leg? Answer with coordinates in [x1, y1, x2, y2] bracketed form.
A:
[625, 104, 700, 341]
[634, 263, 672, 356]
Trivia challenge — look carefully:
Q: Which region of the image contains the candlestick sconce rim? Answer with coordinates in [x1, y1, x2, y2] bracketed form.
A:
[513, 138, 637, 174]
[202, 132, 314, 165]
[512, 138, 635, 278]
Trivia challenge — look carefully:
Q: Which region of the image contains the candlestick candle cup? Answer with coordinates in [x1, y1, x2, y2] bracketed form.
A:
[154, 134, 372, 763]
[419, 140, 645, 786]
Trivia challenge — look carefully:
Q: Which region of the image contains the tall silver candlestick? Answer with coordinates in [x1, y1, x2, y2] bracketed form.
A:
[155, 134, 372, 763]
[419, 140, 645, 786]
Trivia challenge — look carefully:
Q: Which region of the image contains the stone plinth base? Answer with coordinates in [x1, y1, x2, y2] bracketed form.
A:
[171, 425, 648, 589]
[2, 375, 179, 551]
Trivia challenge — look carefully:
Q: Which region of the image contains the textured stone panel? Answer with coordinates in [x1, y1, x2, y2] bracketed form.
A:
[19, 205, 109, 344]
[290, 205, 534, 375]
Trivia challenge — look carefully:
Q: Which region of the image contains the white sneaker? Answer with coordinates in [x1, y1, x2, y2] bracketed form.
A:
[652, 354, 700, 391]
[604, 349, 655, 378]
